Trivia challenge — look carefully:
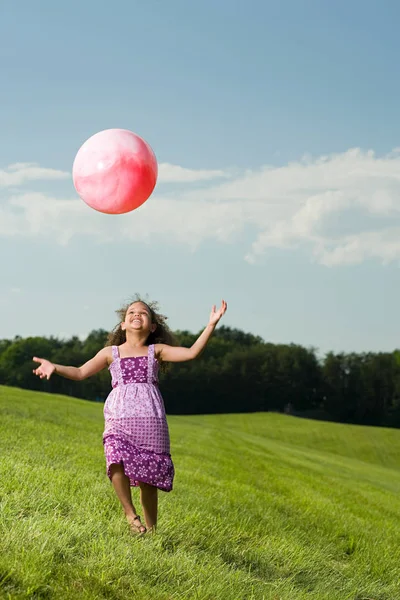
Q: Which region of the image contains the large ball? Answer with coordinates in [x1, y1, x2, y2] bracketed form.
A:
[72, 129, 158, 214]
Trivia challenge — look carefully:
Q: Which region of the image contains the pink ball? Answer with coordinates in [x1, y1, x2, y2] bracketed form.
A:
[72, 129, 158, 215]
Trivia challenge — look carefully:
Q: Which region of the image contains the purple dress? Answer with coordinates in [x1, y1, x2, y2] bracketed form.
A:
[102, 344, 174, 492]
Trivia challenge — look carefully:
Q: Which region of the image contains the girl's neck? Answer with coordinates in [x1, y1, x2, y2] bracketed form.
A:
[124, 332, 148, 348]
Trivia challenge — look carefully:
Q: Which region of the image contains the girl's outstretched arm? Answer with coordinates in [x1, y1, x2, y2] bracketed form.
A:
[33, 347, 112, 381]
[157, 300, 227, 363]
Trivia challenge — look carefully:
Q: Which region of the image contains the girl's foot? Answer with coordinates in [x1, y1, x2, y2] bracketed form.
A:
[128, 515, 147, 536]
[146, 525, 157, 535]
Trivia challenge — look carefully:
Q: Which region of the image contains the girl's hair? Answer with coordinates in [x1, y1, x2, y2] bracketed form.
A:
[106, 295, 176, 370]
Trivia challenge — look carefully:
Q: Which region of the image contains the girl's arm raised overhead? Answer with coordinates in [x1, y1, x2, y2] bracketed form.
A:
[33, 347, 112, 381]
[156, 300, 227, 363]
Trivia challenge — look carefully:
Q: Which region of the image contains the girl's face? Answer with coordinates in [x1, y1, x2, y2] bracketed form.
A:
[122, 302, 155, 335]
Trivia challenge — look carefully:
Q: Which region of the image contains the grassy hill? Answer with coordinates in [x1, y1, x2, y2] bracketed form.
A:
[0, 385, 400, 600]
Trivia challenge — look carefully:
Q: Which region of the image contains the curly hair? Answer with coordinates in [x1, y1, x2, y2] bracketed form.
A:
[106, 295, 176, 370]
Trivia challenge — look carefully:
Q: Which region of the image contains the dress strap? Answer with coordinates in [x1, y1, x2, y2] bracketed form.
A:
[112, 346, 124, 387]
[147, 345, 155, 383]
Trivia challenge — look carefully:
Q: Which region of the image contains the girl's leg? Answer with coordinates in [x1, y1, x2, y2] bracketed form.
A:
[139, 482, 158, 531]
[110, 464, 146, 533]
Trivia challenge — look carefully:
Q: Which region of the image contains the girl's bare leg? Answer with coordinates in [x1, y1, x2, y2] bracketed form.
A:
[139, 482, 158, 531]
[110, 464, 146, 533]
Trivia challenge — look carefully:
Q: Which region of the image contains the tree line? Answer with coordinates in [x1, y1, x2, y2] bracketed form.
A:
[1, 326, 400, 428]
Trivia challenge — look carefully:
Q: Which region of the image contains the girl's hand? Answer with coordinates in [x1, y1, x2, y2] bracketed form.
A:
[208, 300, 227, 327]
[32, 357, 55, 380]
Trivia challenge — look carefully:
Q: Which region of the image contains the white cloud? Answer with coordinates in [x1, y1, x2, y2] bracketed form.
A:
[0, 160, 229, 188]
[7, 163, 37, 171]
[2, 148, 400, 266]
[316, 229, 400, 267]
[0, 163, 69, 187]
[157, 163, 229, 183]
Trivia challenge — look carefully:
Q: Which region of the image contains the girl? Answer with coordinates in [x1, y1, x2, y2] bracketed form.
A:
[32, 296, 227, 536]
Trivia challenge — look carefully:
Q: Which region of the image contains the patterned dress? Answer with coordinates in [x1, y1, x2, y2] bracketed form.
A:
[103, 344, 174, 491]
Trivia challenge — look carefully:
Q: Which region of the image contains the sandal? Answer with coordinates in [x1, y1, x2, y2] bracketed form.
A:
[129, 515, 147, 536]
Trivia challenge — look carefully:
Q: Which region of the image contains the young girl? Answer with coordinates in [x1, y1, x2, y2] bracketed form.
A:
[32, 296, 227, 536]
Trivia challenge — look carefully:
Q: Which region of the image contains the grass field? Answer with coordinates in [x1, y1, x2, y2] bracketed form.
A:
[1, 384, 400, 600]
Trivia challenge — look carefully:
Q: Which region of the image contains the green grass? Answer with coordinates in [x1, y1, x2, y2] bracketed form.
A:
[1, 385, 400, 600]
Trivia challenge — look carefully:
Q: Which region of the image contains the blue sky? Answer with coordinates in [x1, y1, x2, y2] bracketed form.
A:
[1, 0, 400, 355]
